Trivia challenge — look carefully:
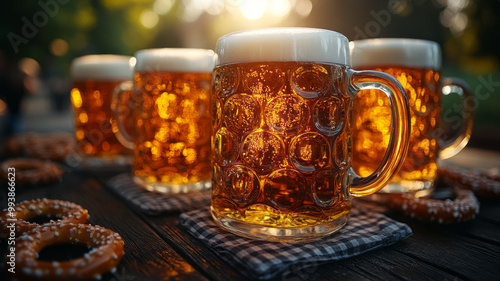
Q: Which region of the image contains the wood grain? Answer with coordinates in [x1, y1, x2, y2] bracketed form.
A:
[1, 170, 208, 281]
[1, 147, 500, 281]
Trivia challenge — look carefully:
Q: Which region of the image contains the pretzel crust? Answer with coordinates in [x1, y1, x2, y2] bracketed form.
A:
[5, 132, 76, 162]
[13, 223, 124, 281]
[0, 158, 63, 185]
[438, 166, 500, 198]
[386, 187, 480, 224]
[0, 199, 89, 238]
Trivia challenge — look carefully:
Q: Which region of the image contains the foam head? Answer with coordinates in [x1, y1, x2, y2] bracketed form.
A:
[71, 55, 134, 81]
[134, 48, 216, 73]
[216, 27, 350, 65]
[350, 39, 441, 70]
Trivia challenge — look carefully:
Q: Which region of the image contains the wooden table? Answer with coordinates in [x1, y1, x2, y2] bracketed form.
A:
[1, 147, 499, 281]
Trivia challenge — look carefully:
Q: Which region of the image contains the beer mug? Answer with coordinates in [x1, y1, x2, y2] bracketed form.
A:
[210, 28, 411, 241]
[113, 48, 215, 194]
[350, 39, 474, 195]
[70, 55, 134, 167]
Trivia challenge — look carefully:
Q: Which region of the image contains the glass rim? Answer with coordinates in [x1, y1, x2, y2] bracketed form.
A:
[71, 54, 134, 81]
[350, 38, 441, 70]
[134, 48, 216, 73]
[216, 27, 350, 66]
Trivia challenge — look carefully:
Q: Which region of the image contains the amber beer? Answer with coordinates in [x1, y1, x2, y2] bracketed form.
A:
[211, 28, 410, 241]
[350, 39, 474, 194]
[70, 55, 133, 166]
[130, 49, 215, 193]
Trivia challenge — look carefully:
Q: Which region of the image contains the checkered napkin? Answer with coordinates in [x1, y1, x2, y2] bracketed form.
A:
[178, 206, 412, 280]
[106, 174, 211, 215]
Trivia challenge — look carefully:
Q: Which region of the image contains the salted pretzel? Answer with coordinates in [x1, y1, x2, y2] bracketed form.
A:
[5, 132, 76, 162]
[0, 199, 89, 238]
[6, 132, 49, 156]
[12, 222, 124, 281]
[438, 166, 500, 198]
[386, 187, 480, 224]
[0, 158, 63, 185]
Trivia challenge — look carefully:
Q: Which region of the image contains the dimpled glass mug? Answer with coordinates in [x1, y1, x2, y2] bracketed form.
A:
[350, 39, 474, 195]
[114, 48, 215, 194]
[210, 28, 411, 241]
[70, 55, 134, 167]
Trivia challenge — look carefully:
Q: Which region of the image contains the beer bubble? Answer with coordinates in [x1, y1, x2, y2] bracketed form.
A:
[264, 169, 306, 210]
[244, 64, 285, 100]
[314, 96, 345, 136]
[312, 169, 341, 207]
[265, 95, 308, 134]
[213, 127, 238, 166]
[212, 96, 222, 128]
[290, 132, 329, 173]
[241, 131, 285, 171]
[212, 164, 224, 196]
[291, 65, 329, 99]
[226, 165, 261, 206]
[334, 134, 350, 170]
[224, 94, 260, 134]
[214, 66, 238, 97]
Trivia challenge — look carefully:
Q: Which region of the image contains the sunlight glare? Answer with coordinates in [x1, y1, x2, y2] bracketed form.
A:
[450, 12, 468, 34]
[295, 0, 312, 17]
[182, 0, 206, 22]
[269, 0, 291, 18]
[140, 9, 159, 28]
[240, 0, 267, 20]
[153, 0, 175, 15]
[206, 0, 225, 15]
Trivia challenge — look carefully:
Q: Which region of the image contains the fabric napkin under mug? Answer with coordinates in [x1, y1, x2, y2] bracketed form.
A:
[107, 173, 211, 215]
[178, 206, 412, 280]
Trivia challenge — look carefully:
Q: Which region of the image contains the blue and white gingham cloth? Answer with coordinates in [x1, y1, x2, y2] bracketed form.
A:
[107, 174, 211, 214]
[178, 206, 412, 280]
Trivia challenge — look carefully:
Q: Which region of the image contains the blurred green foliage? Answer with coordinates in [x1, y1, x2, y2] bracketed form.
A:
[0, 0, 499, 148]
[0, 0, 182, 77]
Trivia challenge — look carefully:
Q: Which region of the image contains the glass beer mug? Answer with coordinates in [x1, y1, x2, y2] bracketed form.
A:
[70, 55, 134, 167]
[210, 28, 411, 241]
[114, 48, 215, 194]
[350, 39, 474, 195]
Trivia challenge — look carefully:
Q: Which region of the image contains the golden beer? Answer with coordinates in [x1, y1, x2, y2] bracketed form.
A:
[70, 55, 133, 165]
[212, 61, 352, 229]
[132, 71, 212, 191]
[353, 66, 441, 191]
[126, 48, 215, 193]
[350, 39, 473, 194]
[211, 28, 410, 241]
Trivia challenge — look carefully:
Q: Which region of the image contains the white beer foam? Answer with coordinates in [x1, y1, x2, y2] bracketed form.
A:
[216, 28, 350, 65]
[134, 48, 216, 73]
[350, 39, 441, 70]
[71, 55, 134, 81]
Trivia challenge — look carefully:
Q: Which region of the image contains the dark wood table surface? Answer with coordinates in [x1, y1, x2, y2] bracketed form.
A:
[1, 147, 499, 281]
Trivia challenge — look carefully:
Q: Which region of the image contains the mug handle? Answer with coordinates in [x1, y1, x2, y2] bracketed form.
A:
[439, 78, 474, 159]
[347, 69, 411, 197]
[111, 81, 135, 150]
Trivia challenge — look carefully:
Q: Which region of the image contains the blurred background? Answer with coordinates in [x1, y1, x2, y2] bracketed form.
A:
[0, 0, 499, 150]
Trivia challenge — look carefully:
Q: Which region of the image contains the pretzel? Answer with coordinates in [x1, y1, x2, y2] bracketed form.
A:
[386, 187, 480, 224]
[0, 199, 89, 238]
[12, 222, 124, 281]
[5, 132, 49, 156]
[438, 166, 500, 198]
[0, 158, 63, 185]
[5, 132, 76, 162]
